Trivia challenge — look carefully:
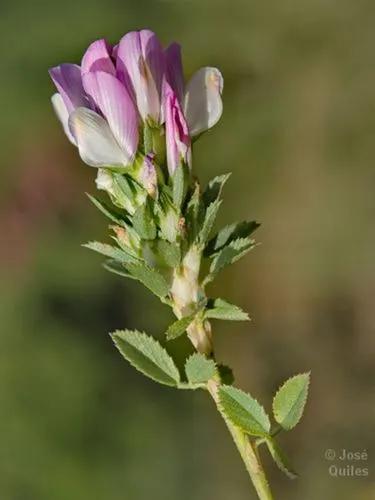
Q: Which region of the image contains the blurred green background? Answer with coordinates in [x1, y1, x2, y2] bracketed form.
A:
[1, 0, 374, 499]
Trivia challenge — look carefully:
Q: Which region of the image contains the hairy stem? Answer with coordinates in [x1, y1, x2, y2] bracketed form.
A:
[207, 380, 274, 500]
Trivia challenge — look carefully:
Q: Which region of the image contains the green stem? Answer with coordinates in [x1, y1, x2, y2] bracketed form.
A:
[207, 381, 274, 500]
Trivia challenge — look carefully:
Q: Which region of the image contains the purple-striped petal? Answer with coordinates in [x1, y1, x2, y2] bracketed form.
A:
[184, 67, 223, 137]
[82, 71, 139, 165]
[117, 29, 165, 123]
[165, 43, 184, 105]
[69, 107, 128, 167]
[164, 82, 191, 175]
[81, 39, 116, 76]
[49, 64, 89, 114]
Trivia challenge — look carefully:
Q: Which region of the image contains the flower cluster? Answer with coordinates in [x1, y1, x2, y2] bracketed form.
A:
[49, 30, 223, 195]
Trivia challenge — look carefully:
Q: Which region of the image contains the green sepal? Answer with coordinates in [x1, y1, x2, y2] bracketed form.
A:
[185, 353, 217, 384]
[83, 241, 137, 264]
[219, 385, 271, 437]
[172, 164, 188, 211]
[202, 173, 231, 207]
[132, 198, 157, 240]
[165, 313, 197, 341]
[205, 298, 250, 321]
[205, 220, 260, 257]
[272, 373, 310, 430]
[265, 438, 298, 479]
[86, 193, 127, 225]
[111, 329, 180, 386]
[125, 262, 170, 298]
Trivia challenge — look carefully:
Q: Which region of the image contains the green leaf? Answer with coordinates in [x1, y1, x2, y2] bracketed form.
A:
[265, 438, 298, 479]
[155, 240, 181, 268]
[202, 173, 231, 207]
[185, 183, 204, 243]
[83, 241, 136, 264]
[165, 313, 196, 341]
[132, 199, 157, 240]
[272, 373, 310, 430]
[86, 193, 126, 225]
[205, 298, 250, 321]
[205, 237, 256, 283]
[103, 259, 136, 279]
[205, 220, 260, 257]
[185, 353, 217, 384]
[199, 199, 222, 246]
[126, 262, 170, 298]
[219, 385, 271, 437]
[111, 329, 180, 386]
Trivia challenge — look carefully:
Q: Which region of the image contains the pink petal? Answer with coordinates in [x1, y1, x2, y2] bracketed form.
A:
[82, 71, 139, 165]
[117, 30, 165, 123]
[165, 43, 184, 105]
[81, 39, 116, 76]
[49, 64, 89, 113]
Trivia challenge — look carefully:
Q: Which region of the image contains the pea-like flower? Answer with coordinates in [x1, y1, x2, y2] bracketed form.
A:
[49, 29, 223, 182]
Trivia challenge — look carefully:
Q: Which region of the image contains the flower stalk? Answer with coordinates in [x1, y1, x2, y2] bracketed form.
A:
[49, 28, 310, 500]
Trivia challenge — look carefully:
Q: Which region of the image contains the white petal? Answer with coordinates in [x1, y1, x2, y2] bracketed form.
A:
[68, 107, 128, 167]
[184, 67, 223, 137]
[51, 93, 76, 145]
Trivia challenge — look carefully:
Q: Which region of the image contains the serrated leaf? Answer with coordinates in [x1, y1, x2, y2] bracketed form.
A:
[103, 259, 136, 279]
[265, 438, 298, 479]
[86, 193, 126, 225]
[205, 220, 260, 257]
[132, 199, 157, 240]
[202, 173, 231, 207]
[111, 329, 180, 386]
[165, 313, 196, 341]
[219, 385, 271, 437]
[155, 240, 181, 268]
[199, 199, 222, 245]
[185, 353, 217, 384]
[126, 262, 170, 298]
[205, 237, 256, 283]
[83, 241, 136, 264]
[272, 373, 310, 430]
[205, 298, 250, 321]
[185, 183, 204, 243]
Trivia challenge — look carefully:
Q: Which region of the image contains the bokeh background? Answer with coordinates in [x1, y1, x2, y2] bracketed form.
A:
[1, 1, 374, 499]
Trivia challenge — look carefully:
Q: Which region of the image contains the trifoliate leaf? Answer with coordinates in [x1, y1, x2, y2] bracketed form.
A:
[165, 313, 196, 341]
[126, 262, 170, 298]
[265, 438, 298, 479]
[83, 241, 136, 264]
[202, 173, 231, 207]
[103, 259, 136, 279]
[185, 353, 217, 384]
[205, 237, 256, 283]
[86, 193, 127, 225]
[205, 298, 250, 321]
[205, 220, 260, 257]
[199, 199, 222, 246]
[111, 329, 180, 386]
[155, 240, 181, 268]
[132, 199, 157, 240]
[219, 385, 271, 437]
[272, 373, 310, 430]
